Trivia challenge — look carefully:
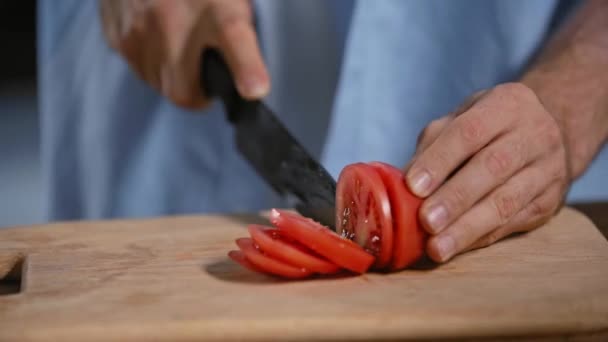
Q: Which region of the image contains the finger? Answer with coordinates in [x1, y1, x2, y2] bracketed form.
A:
[464, 182, 565, 252]
[154, 0, 209, 108]
[450, 89, 487, 118]
[404, 117, 451, 173]
[210, 0, 270, 100]
[425, 159, 556, 263]
[103, 0, 158, 90]
[414, 90, 485, 156]
[99, 0, 121, 48]
[414, 117, 451, 155]
[405, 92, 486, 174]
[420, 131, 533, 234]
[405, 93, 516, 198]
[118, 31, 148, 83]
[139, 4, 165, 91]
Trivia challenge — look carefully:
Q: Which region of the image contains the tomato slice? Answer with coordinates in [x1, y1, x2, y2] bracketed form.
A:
[269, 209, 375, 274]
[248, 225, 341, 275]
[235, 238, 314, 279]
[228, 250, 266, 273]
[336, 163, 394, 268]
[369, 162, 426, 270]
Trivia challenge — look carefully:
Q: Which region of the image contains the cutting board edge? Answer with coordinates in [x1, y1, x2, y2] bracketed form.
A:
[2, 316, 607, 342]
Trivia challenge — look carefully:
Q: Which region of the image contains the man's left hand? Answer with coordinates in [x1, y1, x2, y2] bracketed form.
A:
[405, 83, 571, 263]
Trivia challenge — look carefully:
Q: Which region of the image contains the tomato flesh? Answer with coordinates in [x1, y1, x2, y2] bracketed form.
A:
[270, 209, 375, 274]
[248, 225, 341, 274]
[336, 163, 394, 269]
[369, 162, 426, 270]
[235, 238, 314, 279]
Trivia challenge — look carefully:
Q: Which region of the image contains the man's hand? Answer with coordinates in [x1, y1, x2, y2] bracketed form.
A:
[406, 83, 570, 263]
[100, 0, 269, 109]
[407, 0, 608, 264]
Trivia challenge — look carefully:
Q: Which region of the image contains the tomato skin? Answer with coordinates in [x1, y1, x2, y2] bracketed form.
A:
[270, 209, 375, 274]
[228, 250, 265, 273]
[235, 238, 314, 279]
[247, 225, 341, 274]
[336, 163, 394, 269]
[369, 162, 426, 270]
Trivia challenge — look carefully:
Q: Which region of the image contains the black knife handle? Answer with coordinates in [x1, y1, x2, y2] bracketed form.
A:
[201, 48, 244, 123]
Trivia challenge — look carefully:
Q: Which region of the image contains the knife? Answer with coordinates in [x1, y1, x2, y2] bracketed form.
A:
[200, 49, 337, 230]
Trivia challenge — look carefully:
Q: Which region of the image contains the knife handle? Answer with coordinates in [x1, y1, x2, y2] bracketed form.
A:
[200, 48, 244, 123]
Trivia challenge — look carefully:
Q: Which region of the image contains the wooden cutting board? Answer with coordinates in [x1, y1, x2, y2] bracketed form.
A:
[1, 207, 607, 341]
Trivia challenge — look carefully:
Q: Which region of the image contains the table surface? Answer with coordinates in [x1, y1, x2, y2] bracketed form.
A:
[1, 206, 607, 341]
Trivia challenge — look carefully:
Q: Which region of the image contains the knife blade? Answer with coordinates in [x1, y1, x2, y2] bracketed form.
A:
[200, 49, 337, 230]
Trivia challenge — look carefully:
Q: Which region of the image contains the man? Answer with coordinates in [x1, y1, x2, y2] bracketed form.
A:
[38, 0, 608, 263]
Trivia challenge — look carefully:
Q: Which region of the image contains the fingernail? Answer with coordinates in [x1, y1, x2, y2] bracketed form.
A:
[436, 235, 455, 261]
[408, 169, 431, 196]
[426, 204, 448, 233]
[241, 76, 268, 98]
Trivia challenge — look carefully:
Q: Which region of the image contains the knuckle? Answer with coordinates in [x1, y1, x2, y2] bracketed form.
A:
[483, 231, 502, 246]
[429, 149, 453, 175]
[117, 38, 132, 55]
[427, 242, 445, 263]
[418, 119, 443, 146]
[447, 183, 470, 209]
[457, 115, 485, 145]
[495, 82, 537, 104]
[540, 117, 564, 149]
[550, 160, 568, 183]
[417, 126, 431, 146]
[217, 17, 249, 43]
[492, 190, 520, 224]
[428, 118, 444, 131]
[470, 89, 488, 100]
[425, 120, 438, 134]
[527, 198, 549, 218]
[484, 148, 513, 177]
[153, 1, 180, 33]
[166, 87, 197, 108]
[170, 94, 193, 108]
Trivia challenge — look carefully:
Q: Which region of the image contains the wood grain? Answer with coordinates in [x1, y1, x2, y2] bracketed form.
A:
[0, 207, 607, 341]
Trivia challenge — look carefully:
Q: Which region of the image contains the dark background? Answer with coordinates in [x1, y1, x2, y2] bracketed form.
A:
[0, 0, 42, 228]
[0, 1, 37, 86]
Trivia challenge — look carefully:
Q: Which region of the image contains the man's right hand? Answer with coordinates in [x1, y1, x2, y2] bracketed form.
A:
[100, 0, 270, 109]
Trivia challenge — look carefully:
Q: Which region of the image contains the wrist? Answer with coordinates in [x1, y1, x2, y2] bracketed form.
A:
[521, 62, 608, 180]
[520, 1, 608, 180]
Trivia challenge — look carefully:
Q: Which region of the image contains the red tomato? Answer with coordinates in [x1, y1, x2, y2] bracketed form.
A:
[335, 163, 394, 268]
[247, 225, 341, 274]
[228, 161, 427, 279]
[369, 162, 426, 270]
[269, 209, 375, 274]
[235, 238, 314, 279]
[228, 250, 265, 273]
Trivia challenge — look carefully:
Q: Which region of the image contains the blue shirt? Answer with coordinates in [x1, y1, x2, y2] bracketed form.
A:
[38, 0, 606, 222]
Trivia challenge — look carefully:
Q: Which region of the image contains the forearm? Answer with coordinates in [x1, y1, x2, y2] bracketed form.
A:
[521, 0, 608, 180]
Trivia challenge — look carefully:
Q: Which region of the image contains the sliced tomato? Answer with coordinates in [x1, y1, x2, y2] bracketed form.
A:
[248, 225, 341, 275]
[235, 238, 314, 279]
[270, 209, 375, 274]
[336, 162, 394, 268]
[228, 250, 265, 273]
[369, 162, 426, 270]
